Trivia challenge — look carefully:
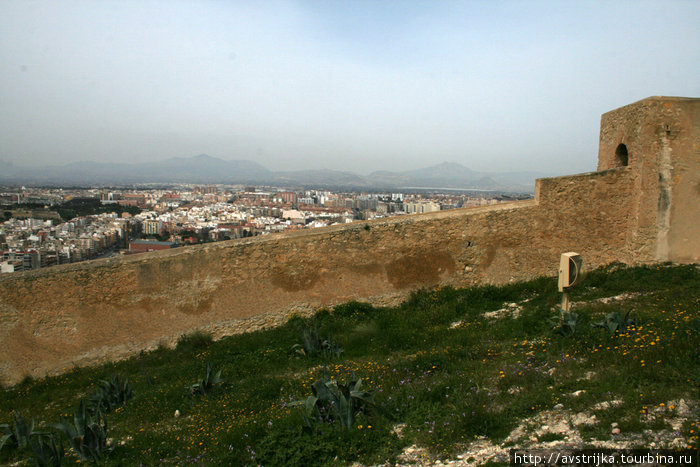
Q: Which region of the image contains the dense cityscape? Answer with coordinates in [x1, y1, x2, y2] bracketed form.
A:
[0, 185, 530, 273]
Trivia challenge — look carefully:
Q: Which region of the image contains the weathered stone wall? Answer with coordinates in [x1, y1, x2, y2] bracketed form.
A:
[0, 96, 697, 385]
[666, 101, 700, 263]
[597, 97, 700, 263]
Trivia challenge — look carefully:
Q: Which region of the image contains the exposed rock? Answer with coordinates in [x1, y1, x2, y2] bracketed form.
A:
[483, 302, 522, 319]
[593, 400, 624, 410]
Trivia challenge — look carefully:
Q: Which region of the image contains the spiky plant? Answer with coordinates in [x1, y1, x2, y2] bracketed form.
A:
[292, 325, 343, 359]
[550, 311, 581, 336]
[0, 411, 43, 452]
[594, 310, 636, 335]
[189, 362, 226, 395]
[88, 374, 133, 415]
[29, 433, 64, 467]
[292, 369, 373, 430]
[53, 400, 111, 463]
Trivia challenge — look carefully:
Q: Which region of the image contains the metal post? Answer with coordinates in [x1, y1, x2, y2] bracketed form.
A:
[561, 291, 570, 312]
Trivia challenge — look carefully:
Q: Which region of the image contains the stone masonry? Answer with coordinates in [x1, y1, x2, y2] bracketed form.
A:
[0, 96, 697, 385]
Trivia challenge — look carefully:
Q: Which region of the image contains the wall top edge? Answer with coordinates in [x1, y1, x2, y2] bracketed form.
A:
[601, 96, 700, 117]
[536, 168, 622, 183]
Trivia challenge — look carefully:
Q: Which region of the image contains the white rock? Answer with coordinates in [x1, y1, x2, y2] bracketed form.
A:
[594, 400, 624, 410]
[572, 412, 596, 426]
[675, 399, 692, 417]
[174, 409, 181, 418]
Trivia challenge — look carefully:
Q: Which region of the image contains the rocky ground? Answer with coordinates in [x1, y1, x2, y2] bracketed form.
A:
[382, 397, 696, 466]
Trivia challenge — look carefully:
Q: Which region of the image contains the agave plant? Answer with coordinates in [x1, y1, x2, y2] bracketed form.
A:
[88, 374, 134, 415]
[190, 362, 226, 395]
[292, 369, 373, 430]
[595, 310, 636, 335]
[29, 433, 64, 467]
[53, 400, 111, 463]
[292, 326, 343, 359]
[550, 311, 580, 336]
[333, 378, 373, 429]
[0, 411, 43, 452]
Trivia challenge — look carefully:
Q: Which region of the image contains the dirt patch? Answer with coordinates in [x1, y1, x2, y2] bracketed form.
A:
[270, 264, 321, 292]
[386, 250, 456, 289]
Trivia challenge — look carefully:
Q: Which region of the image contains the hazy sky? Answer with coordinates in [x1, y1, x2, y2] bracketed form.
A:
[1, 1, 698, 175]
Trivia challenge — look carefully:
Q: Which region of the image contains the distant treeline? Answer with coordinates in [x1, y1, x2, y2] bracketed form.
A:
[1, 198, 141, 222]
[57, 198, 141, 221]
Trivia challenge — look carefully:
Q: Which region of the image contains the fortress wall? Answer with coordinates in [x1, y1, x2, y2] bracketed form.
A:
[0, 96, 696, 385]
[0, 168, 636, 385]
[534, 168, 636, 263]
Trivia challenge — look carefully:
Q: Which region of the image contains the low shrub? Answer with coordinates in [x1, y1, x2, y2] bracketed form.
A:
[332, 301, 374, 319]
[176, 330, 213, 351]
[255, 422, 402, 467]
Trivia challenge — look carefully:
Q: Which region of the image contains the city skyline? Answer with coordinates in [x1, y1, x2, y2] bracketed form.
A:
[1, 1, 699, 175]
[2, 183, 516, 274]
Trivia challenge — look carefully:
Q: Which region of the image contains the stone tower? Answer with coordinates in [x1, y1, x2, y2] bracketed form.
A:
[597, 96, 699, 263]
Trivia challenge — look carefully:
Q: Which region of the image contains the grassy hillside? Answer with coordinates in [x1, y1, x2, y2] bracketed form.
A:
[1, 263, 698, 465]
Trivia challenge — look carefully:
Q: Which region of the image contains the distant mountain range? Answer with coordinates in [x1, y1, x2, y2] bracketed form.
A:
[0, 155, 557, 192]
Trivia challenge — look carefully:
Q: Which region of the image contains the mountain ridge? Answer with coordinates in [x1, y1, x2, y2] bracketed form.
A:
[0, 155, 556, 192]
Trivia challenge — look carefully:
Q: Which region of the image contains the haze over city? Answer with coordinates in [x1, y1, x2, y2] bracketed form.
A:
[1, 0, 698, 176]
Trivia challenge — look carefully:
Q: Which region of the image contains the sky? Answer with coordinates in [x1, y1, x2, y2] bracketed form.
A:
[1, 1, 698, 175]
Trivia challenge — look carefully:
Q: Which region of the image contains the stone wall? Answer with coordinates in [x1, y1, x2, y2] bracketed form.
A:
[0, 96, 697, 385]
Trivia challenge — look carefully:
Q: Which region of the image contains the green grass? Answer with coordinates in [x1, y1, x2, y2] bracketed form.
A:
[1, 263, 698, 465]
